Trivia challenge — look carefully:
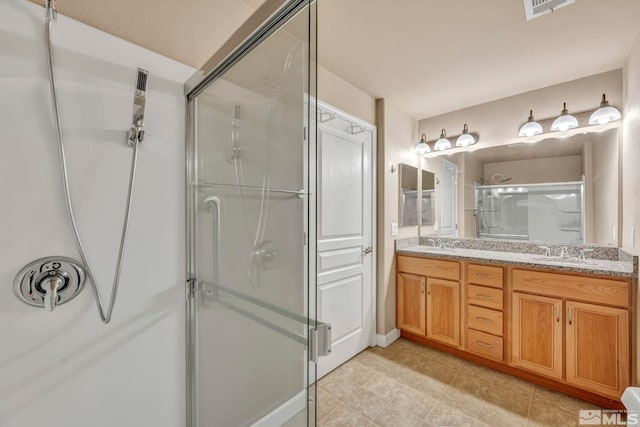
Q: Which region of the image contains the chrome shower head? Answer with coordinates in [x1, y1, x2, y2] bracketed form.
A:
[127, 68, 149, 146]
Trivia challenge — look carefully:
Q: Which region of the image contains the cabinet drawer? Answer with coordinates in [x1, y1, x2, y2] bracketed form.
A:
[468, 264, 503, 288]
[467, 305, 503, 336]
[397, 256, 460, 281]
[467, 329, 503, 361]
[512, 269, 629, 307]
[467, 284, 503, 310]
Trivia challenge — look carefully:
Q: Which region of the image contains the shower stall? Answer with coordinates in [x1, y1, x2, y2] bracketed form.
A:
[184, 1, 320, 426]
[475, 179, 586, 243]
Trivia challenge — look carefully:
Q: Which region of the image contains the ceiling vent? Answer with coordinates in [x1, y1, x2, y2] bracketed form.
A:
[524, 0, 575, 21]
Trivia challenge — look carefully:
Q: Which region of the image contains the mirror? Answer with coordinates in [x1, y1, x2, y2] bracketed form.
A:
[423, 128, 620, 245]
[421, 169, 435, 225]
[399, 163, 418, 226]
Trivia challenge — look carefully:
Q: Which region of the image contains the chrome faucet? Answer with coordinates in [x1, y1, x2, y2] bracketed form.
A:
[427, 239, 436, 248]
[559, 246, 570, 259]
[579, 248, 594, 260]
[538, 245, 551, 257]
[436, 239, 443, 249]
[451, 241, 461, 250]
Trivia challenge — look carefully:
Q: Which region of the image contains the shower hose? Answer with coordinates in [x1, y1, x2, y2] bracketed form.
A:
[45, 12, 138, 324]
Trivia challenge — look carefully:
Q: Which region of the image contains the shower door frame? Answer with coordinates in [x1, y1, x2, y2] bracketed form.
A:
[184, 1, 317, 426]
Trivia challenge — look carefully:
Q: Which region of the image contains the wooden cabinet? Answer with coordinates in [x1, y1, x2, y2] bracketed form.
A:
[566, 301, 630, 399]
[426, 278, 460, 346]
[511, 292, 563, 379]
[397, 256, 461, 348]
[396, 255, 635, 408]
[511, 270, 631, 399]
[397, 272, 426, 336]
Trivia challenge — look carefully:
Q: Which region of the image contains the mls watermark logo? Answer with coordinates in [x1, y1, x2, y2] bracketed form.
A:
[579, 409, 638, 425]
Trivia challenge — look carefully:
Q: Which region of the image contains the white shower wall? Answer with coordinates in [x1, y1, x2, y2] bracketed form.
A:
[0, 1, 193, 426]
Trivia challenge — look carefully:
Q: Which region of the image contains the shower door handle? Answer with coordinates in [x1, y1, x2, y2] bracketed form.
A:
[363, 246, 373, 255]
[310, 321, 332, 363]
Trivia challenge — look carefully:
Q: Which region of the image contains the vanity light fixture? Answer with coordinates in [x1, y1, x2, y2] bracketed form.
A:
[456, 124, 477, 147]
[518, 110, 543, 137]
[588, 94, 621, 125]
[415, 133, 431, 155]
[550, 102, 578, 132]
[434, 129, 451, 151]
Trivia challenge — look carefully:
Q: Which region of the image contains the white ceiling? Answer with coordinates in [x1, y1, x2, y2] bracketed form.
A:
[318, 0, 640, 119]
[38, 0, 640, 120]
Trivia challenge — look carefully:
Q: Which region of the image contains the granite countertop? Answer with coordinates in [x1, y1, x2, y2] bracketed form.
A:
[397, 245, 637, 278]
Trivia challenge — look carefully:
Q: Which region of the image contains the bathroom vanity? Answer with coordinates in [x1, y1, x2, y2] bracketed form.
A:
[395, 238, 638, 409]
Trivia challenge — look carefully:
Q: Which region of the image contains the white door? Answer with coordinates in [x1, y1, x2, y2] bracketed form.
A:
[316, 110, 375, 378]
[440, 159, 459, 237]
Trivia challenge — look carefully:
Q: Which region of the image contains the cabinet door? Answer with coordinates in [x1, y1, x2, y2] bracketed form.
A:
[426, 278, 460, 347]
[511, 292, 563, 379]
[566, 301, 629, 399]
[397, 273, 426, 336]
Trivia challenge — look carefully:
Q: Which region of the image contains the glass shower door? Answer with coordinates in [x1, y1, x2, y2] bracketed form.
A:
[185, 1, 317, 426]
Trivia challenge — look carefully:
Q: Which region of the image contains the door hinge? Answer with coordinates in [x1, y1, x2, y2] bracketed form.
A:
[310, 321, 332, 363]
[186, 278, 197, 301]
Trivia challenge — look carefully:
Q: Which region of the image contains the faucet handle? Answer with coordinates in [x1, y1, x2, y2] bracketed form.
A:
[42, 274, 63, 312]
[427, 239, 436, 248]
[538, 245, 551, 257]
[579, 248, 594, 260]
[451, 241, 461, 250]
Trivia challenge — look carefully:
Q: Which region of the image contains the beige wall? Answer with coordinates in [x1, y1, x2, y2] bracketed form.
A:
[376, 99, 419, 335]
[483, 156, 582, 185]
[592, 134, 620, 245]
[418, 70, 622, 150]
[622, 34, 640, 256]
[318, 66, 376, 124]
[622, 29, 640, 385]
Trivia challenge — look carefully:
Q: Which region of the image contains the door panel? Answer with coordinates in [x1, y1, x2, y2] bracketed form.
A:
[317, 118, 374, 378]
[566, 301, 629, 398]
[397, 273, 426, 336]
[511, 292, 563, 379]
[427, 278, 460, 346]
[187, 2, 317, 426]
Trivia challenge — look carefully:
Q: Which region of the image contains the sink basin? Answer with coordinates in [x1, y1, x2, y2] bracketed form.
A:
[533, 256, 595, 265]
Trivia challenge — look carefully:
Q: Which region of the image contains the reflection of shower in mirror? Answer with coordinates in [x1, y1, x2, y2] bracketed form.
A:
[489, 173, 513, 184]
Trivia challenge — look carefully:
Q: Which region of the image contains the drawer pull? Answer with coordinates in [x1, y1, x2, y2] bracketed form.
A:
[476, 273, 495, 278]
[476, 341, 493, 349]
[476, 316, 493, 323]
[475, 294, 493, 299]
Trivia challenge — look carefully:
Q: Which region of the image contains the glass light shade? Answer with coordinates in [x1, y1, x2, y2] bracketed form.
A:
[456, 124, 476, 147]
[550, 103, 578, 132]
[589, 94, 621, 125]
[456, 133, 476, 147]
[415, 133, 430, 154]
[518, 111, 543, 137]
[550, 114, 578, 131]
[415, 141, 430, 154]
[518, 121, 544, 137]
[434, 129, 451, 151]
[589, 106, 621, 125]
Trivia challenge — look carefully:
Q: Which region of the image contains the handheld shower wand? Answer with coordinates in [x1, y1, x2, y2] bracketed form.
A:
[127, 68, 149, 146]
[43, 0, 149, 322]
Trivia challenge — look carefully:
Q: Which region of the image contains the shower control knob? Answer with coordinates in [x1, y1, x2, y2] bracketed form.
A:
[14, 256, 86, 312]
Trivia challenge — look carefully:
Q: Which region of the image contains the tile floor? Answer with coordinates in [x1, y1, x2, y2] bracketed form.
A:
[316, 338, 609, 427]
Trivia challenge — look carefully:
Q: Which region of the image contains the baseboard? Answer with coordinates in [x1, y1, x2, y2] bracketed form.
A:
[250, 390, 306, 427]
[376, 328, 401, 348]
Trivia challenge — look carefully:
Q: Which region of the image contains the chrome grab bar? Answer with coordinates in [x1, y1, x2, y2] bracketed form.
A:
[199, 181, 310, 197]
